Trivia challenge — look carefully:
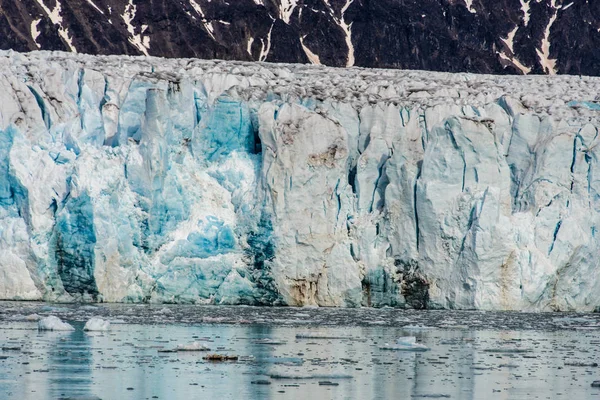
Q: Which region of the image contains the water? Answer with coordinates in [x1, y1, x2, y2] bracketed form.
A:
[1, 302, 600, 399]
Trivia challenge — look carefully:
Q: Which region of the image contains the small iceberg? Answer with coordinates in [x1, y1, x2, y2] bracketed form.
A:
[295, 333, 353, 340]
[158, 341, 211, 352]
[38, 316, 75, 331]
[379, 336, 429, 352]
[175, 342, 211, 351]
[84, 317, 111, 331]
[269, 373, 353, 380]
[252, 339, 287, 345]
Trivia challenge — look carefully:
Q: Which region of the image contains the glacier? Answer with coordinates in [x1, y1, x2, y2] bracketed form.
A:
[1, 50, 600, 311]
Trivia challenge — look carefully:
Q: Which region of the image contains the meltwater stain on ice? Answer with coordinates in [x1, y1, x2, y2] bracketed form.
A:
[2, 302, 600, 399]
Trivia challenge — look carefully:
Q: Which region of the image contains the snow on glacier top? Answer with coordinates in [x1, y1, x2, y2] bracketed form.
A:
[2, 50, 599, 122]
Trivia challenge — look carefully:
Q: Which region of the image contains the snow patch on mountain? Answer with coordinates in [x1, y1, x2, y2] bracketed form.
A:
[279, 0, 298, 24]
[300, 36, 321, 65]
[33, 0, 77, 52]
[122, 0, 151, 56]
[520, 0, 531, 26]
[30, 19, 42, 49]
[85, 0, 104, 14]
[536, 0, 558, 75]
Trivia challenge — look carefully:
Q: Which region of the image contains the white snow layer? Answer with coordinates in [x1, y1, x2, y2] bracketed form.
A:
[38, 316, 75, 331]
[2, 51, 600, 311]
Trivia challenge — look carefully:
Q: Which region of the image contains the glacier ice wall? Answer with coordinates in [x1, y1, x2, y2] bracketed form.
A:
[2, 51, 600, 310]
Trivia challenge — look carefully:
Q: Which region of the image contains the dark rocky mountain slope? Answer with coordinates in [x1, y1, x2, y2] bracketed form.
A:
[1, 0, 599, 75]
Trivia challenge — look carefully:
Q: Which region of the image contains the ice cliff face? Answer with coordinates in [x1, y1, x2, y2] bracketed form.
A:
[2, 51, 600, 311]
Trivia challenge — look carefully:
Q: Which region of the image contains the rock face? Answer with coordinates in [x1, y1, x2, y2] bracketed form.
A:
[1, 0, 600, 75]
[2, 50, 600, 310]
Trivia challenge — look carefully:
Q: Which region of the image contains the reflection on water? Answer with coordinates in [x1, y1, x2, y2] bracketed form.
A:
[1, 304, 600, 399]
[49, 322, 93, 399]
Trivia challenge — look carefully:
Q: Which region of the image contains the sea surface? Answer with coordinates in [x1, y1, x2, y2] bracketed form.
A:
[1, 302, 600, 400]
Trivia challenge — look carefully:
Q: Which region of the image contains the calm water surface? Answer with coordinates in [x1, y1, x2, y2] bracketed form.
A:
[1, 302, 600, 399]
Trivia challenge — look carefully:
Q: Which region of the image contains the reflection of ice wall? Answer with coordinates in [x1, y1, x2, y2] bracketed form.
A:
[2, 51, 600, 310]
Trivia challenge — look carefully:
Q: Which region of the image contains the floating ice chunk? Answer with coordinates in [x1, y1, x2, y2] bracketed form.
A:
[269, 373, 353, 379]
[379, 337, 429, 351]
[38, 316, 75, 331]
[9, 313, 41, 321]
[295, 333, 353, 339]
[159, 341, 211, 352]
[175, 341, 211, 351]
[84, 317, 110, 331]
[396, 336, 417, 345]
[252, 338, 287, 345]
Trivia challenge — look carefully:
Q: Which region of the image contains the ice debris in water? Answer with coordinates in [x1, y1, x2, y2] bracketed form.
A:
[38, 316, 75, 331]
[9, 313, 41, 321]
[397, 336, 418, 345]
[252, 338, 287, 345]
[83, 317, 111, 331]
[295, 333, 353, 339]
[269, 373, 354, 380]
[379, 336, 429, 351]
[482, 347, 531, 353]
[174, 341, 211, 351]
[158, 341, 211, 352]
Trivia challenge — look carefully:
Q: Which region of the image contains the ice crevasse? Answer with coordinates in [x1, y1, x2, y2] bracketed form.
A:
[1, 50, 600, 311]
